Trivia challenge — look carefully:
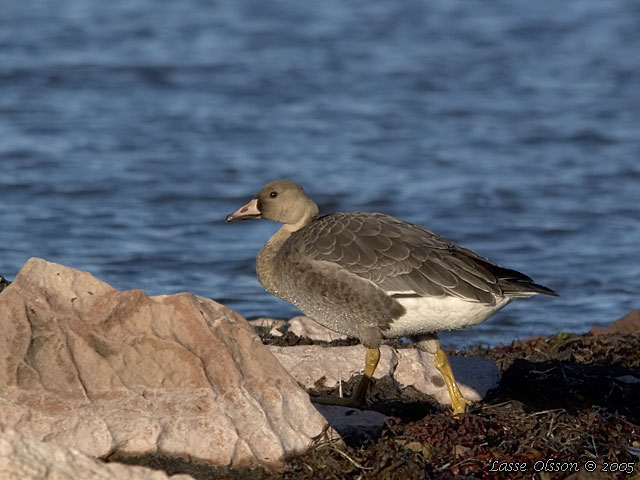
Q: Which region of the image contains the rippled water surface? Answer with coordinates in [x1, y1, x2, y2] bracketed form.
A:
[2, 0, 639, 348]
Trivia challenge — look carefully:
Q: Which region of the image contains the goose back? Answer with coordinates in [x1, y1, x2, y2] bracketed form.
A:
[279, 212, 537, 306]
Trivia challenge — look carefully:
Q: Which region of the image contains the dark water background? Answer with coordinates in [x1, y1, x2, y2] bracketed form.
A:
[2, 0, 639, 348]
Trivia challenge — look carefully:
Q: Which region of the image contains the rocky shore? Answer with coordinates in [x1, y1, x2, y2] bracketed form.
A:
[1, 259, 638, 479]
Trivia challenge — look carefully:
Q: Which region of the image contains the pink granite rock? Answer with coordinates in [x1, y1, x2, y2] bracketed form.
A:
[248, 317, 287, 336]
[287, 316, 349, 342]
[591, 310, 640, 336]
[0, 258, 326, 468]
[393, 349, 499, 405]
[249, 316, 349, 342]
[0, 425, 194, 480]
[268, 344, 499, 406]
[268, 345, 397, 388]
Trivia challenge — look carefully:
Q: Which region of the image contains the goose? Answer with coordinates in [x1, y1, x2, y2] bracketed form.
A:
[226, 180, 557, 413]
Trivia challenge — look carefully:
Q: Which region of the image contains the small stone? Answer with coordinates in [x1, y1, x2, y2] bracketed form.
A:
[452, 444, 471, 456]
[615, 375, 640, 384]
[313, 405, 386, 441]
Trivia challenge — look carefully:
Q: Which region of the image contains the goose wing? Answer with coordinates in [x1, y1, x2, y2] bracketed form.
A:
[284, 212, 549, 305]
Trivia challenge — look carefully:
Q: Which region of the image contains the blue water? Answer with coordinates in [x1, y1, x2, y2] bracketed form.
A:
[2, 0, 639, 348]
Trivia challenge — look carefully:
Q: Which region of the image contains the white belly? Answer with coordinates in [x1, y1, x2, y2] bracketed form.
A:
[384, 295, 513, 338]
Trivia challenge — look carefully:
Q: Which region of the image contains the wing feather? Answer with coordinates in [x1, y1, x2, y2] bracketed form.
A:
[287, 212, 547, 305]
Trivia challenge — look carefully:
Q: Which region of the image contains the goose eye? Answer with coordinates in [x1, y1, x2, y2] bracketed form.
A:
[269, 191, 278, 198]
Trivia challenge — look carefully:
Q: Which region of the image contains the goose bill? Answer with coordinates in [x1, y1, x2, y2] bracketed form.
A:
[226, 198, 261, 222]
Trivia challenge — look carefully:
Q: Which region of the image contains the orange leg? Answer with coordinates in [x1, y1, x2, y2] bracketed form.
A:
[434, 348, 469, 415]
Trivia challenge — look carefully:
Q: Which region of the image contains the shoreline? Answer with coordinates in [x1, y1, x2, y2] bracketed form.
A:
[115, 324, 640, 479]
[1, 264, 637, 479]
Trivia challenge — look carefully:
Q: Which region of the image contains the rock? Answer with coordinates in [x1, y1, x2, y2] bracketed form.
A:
[591, 310, 640, 335]
[249, 316, 349, 342]
[287, 316, 349, 342]
[0, 425, 194, 480]
[313, 405, 387, 442]
[0, 275, 9, 294]
[268, 345, 397, 388]
[614, 375, 640, 384]
[0, 258, 327, 468]
[249, 317, 287, 336]
[394, 349, 499, 405]
[268, 345, 499, 406]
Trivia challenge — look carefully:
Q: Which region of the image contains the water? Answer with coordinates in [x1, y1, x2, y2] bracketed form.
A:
[1, 0, 639, 348]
